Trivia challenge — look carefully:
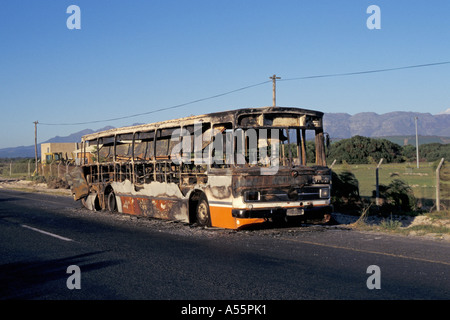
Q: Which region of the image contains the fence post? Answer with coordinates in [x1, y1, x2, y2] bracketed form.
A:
[375, 158, 384, 206]
[436, 158, 445, 212]
[28, 160, 31, 177]
[329, 159, 337, 169]
[10, 161, 12, 177]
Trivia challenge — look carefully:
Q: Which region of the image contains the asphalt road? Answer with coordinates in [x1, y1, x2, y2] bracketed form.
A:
[1, 189, 449, 305]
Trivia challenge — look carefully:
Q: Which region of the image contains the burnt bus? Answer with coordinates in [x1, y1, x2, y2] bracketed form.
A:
[67, 106, 332, 229]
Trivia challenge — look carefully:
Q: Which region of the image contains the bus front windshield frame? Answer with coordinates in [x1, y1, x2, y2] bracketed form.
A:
[208, 126, 327, 169]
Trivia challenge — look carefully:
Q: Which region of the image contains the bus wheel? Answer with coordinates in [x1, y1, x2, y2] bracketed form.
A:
[196, 194, 211, 227]
[107, 191, 117, 213]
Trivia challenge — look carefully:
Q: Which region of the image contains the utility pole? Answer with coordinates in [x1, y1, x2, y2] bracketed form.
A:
[269, 74, 280, 107]
[34, 121, 39, 175]
[415, 116, 419, 169]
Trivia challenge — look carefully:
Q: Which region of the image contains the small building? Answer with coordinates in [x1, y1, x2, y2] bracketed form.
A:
[73, 145, 96, 165]
[40, 142, 77, 164]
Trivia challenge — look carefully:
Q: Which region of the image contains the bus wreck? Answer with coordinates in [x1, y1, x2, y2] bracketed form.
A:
[67, 106, 332, 229]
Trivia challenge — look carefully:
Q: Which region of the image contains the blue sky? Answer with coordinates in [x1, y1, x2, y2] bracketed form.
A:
[0, 0, 449, 149]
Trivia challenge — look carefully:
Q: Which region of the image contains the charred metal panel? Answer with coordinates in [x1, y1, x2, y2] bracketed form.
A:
[232, 167, 312, 192]
[80, 106, 324, 143]
[231, 166, 331, 203]
[112, 180, 189, 222]
[205, 174, 233, 200]
[65, 166, 89, 200]
[263, 114, 300, 127]
[83, 193, 99, 211]
[119, 195, 188, 221]
[237, 114, 263, 127]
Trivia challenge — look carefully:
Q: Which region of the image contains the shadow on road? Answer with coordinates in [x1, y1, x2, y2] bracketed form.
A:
[0, 251, 122, 299]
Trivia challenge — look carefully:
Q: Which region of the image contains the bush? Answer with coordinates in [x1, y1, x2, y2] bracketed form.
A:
[331, 171, 362, 214]
[31, 175, 47, 183]
[419, 143, 450, 162]
[379, 217, 403, 231]
[373, 179, 416, 215]
[327, 137, 449, 165]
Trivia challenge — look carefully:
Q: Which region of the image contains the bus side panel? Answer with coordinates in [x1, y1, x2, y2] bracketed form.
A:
[118, 194, 189, 222]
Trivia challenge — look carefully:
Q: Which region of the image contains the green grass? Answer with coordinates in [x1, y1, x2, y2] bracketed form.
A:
[331, 162, 448, 203]
[427, 210, 450, 220]
[379, 216, 403, 231]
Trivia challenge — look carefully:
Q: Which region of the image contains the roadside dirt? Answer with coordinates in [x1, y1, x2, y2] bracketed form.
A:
[0, 178, 72, 196]
[332, 212, 450, 241]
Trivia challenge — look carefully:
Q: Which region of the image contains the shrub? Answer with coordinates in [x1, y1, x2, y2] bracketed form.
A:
[379, 216, 402, 231]
[331, 171, 362, 214]
[373, 179, 416, 215]
[31, 175, 47, 183]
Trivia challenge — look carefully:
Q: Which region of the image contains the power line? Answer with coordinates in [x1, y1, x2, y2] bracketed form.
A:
[39, 80, 271, 126]
[39, 60, 450, 126]
[280, 60, 450, 82]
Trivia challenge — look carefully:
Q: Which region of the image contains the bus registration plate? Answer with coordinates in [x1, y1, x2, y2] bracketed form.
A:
[286, 208, 304, 216]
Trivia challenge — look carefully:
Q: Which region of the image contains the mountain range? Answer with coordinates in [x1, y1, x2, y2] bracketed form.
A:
[323, 111, 450, 140]
[0, 126, 114, 158]
[0, 112, 449, 158]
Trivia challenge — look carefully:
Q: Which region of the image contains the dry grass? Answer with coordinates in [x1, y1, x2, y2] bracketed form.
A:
[349, 209, 450, 240]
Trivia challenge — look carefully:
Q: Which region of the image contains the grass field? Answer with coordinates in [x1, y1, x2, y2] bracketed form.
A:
[331, 161, 450, 209]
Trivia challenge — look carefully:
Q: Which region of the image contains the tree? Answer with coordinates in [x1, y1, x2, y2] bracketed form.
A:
[327, 136, 404, 164]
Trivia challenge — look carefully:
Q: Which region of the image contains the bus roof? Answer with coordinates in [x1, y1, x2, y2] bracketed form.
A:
[82, 106, 324, 142]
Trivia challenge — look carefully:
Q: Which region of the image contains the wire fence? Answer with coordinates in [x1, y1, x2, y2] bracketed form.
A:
[438, 161, 450, 211]
[0, 158, 448, 211]
[0, 160, 75, 180]
[0, 160, 34, 178]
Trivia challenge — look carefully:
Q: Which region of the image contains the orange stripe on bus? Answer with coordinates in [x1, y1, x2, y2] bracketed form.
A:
[209, 206, 236, 229]
[209, 206, 265, 229]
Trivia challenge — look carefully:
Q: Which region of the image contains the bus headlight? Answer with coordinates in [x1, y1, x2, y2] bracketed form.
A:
[244, 191, 260, 202]
[319, 187, 330, 199]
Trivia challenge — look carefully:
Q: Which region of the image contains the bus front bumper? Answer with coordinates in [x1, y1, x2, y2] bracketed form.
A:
[231, 205, 333, 219]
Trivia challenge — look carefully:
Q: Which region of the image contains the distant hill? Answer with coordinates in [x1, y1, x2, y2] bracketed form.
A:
[1, 111, 449, 158]
[43, 129, 98, 144]
[323, 111, 449, 140]
[0, 126, 114, 158]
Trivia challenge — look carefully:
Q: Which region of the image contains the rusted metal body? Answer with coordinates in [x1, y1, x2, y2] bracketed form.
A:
[67, 106, 332, 229]
[65, 166, 89, 200]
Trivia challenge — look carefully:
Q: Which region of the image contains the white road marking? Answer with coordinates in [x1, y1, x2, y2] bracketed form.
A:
[21, 224, 74, 242]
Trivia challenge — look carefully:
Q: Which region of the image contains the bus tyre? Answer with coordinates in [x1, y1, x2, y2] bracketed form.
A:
[107, 192, 117, 213]
[196, 194, 211, 227]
